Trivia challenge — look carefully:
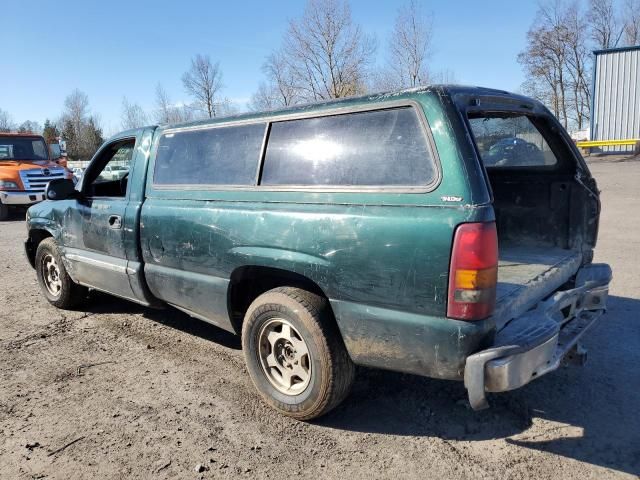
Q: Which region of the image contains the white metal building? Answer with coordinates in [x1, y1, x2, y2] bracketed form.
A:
[591, 45, 640, 152]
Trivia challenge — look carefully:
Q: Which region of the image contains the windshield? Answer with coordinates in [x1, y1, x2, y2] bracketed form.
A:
[0, 137, 49, 161]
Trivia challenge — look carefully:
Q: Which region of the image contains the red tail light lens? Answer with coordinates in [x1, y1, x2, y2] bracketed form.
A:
[447, 222, 498, 321]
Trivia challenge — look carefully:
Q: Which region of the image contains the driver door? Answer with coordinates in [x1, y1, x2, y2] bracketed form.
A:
[63, 136, 138, 301]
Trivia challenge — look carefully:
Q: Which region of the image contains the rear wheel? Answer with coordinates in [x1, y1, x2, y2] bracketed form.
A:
[35, 238, 88, 309]
[242, 287, 355, 420]
[0, 202, 9, 221]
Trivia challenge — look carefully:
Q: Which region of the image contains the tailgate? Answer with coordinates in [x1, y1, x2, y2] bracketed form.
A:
[493, 246, 583, 330]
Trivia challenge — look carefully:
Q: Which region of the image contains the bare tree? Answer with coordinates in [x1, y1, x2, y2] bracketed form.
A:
[0, 108, 13, 132]
[121, 97, 148, 130]
[588, 0, 623, 48]
[61, 89, 90, 158]
[216, 97, 238, 117]
[60, 89, 103, 159]
[370, 68, 400, 93]
[519, 2, 570, 127]
[623, 0, 640, 46]
[281, 0, 376, 101]
[18, 120, 42, 134]
[563, 1, 591, 129]
[250, 51, 303, 111]
[430, 69, 458, 84]
[388, 0, 434, 89]
[63, 89, 89, 140]
[154, 84, 174, 124]
[249, 83, 280, 112]
[265, 52, 301, 106]
[182, 54, 224, 118]
[154, 84, 195, 124]
[519, 0, 593, 131]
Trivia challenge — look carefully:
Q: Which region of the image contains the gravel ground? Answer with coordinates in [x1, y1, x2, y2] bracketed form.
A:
[0, 158, 638, 480]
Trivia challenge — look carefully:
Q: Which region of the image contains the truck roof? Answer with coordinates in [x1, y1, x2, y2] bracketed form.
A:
[154, 84, 542, 131]
[0, 132, 46, 138]
[107, 85, 546, 143]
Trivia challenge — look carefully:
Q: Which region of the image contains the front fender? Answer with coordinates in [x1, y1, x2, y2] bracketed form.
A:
[27, 217, 60, 241]
[25, 203, 68, 268]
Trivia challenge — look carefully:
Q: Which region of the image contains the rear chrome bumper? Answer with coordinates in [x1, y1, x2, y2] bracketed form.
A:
[464, 263, 612, 410]
[0, 191, 46, 206]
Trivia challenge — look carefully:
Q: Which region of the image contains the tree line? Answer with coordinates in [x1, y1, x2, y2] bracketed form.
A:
[519, 0, 640, 131]
[0, 92, 104, 160]
[248, 0, 440, 110]
[0, 109, 44, 136]
[0, 0, 455, 158]
[3, 0, 638, 159]
[122, 0, 440, 123]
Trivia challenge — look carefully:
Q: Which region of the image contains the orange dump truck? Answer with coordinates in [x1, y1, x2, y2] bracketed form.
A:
[0, 133, 73, 220]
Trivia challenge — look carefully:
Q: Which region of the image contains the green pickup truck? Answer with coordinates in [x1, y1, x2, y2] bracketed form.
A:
[25, 86, 611, 420]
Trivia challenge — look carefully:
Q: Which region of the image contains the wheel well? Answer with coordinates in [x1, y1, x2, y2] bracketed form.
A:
[227, 266, 329, 334]
[26, 229, 53, 268]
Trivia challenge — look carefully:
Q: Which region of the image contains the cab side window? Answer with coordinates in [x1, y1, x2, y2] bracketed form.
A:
[154, 123, 266, 186]
[84, 139, 135, 197]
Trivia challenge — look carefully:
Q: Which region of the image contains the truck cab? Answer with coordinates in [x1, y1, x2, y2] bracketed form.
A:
[0, 132, 73, 220]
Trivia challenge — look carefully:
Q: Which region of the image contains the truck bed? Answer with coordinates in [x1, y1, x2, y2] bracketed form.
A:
[494, 247, 583, 329]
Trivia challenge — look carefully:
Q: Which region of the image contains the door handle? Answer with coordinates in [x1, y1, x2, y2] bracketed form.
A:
[108, 215, 122, 229]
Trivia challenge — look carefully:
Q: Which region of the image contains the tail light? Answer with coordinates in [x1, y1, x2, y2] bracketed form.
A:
[447, 222, 498, 321]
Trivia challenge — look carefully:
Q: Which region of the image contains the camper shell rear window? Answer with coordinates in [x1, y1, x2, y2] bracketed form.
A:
[467, 113, 559, 168]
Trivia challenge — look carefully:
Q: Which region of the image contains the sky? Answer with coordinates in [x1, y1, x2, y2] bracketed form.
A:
[1, 0, 540, 136]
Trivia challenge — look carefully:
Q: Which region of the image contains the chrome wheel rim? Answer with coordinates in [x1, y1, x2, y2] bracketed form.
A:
[258, 318, 312, 395]
[42, 254, 62, 297]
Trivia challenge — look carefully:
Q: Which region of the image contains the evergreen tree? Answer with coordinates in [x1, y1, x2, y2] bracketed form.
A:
[42, 119, 60, 144]
[61, 118, 79, 159]
[83, 117, 104, 159]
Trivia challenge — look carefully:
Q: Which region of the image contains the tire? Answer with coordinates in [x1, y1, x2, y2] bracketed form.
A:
[242, 287, 355, 420]
[35, 238, 88, 309]
[0, 202, 8, 221]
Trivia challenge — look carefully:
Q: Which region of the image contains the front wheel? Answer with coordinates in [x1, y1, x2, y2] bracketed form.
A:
[242, 287, 355, 420]
[35, 238, 88, 309]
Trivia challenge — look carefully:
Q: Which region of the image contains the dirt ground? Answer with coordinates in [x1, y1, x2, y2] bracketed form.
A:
[1, 158, 639, 480]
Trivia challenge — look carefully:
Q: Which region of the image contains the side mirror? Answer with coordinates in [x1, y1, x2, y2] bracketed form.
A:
[45, 178, 77, 201]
